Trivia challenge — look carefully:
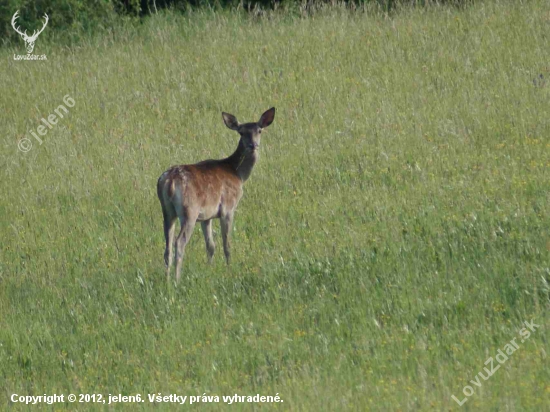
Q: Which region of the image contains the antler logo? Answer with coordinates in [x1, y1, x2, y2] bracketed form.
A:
[11, 10, 48, 54]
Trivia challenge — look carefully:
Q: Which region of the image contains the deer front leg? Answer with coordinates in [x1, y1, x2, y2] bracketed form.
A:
[220, 213, 234, 265]
[201, 220, 215, 264]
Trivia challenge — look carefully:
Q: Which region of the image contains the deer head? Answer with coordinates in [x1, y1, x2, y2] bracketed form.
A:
[11, 10, 49, 54]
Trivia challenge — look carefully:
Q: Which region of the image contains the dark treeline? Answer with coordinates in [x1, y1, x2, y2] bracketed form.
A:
[1, 0, 468, 46]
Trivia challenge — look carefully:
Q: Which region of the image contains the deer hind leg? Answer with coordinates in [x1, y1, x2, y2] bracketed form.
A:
[174, 209, 198, 283]
[201, 220, 215, 264]
[220, 213, 234, 265]
[162, 205, 178, 278]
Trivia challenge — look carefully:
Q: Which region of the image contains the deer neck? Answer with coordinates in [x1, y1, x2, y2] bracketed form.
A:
[226, 140, 258, 182]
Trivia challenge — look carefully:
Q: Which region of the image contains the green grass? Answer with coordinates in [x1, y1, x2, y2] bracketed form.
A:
[1, 1, 549, 410]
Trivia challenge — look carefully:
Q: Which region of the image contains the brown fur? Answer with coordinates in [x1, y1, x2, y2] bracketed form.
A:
[157, 108, 275, 281]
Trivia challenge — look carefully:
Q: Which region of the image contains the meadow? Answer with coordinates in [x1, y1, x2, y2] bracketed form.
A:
[1, 0, 549, 410]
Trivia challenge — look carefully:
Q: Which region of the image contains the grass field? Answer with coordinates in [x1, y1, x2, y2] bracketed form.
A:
[1, 0, 549, 410]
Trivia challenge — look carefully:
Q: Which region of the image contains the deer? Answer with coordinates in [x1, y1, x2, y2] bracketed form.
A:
[157, 107, 276, 282]
[11, 10, 49, 55]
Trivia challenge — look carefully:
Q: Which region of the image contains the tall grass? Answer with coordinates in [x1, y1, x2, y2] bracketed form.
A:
[1, 1, 549, 410]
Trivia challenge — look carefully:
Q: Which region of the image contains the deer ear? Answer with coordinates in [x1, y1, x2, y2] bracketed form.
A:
[222, 112, 239, 130]
[258, 107, 275, 128]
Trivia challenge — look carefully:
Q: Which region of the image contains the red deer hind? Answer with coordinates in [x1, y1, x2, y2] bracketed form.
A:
[157, 107, 276, 282]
